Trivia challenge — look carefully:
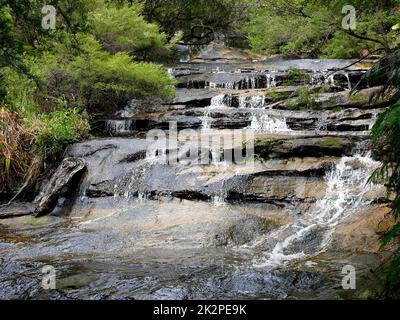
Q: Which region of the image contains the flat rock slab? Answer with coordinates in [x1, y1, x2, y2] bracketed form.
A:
[0, 202, 34, 219]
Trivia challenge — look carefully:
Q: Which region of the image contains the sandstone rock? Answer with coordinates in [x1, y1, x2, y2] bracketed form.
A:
[34, 158, 86, 217]
[330, 205, 395, 253]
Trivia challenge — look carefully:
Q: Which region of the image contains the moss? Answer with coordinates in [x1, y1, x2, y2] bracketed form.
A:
[252, 138, 280, 159]
[284, 100, 304, 110]
[265, 89, 290, 102]
[13, 215, 54, 226]
[317, 84, 333, 93]
[283, 67, 311, 86]
[319, 137, 343, 148]
[285, 87, 319, 110]
[349, 92, 369, 103]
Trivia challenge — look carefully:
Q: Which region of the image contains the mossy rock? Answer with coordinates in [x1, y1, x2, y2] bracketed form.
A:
[319, 137, 344, 148]
[265, 89, 292, 103]
[282, 67, 312, 86]
[253, 136, 359, 160]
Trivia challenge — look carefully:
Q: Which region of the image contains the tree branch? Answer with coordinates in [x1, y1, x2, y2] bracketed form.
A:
[345, 29, 390, 52]
[324, 47, 386, 80]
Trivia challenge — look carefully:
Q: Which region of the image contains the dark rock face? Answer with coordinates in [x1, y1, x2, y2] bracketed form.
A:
[0, 203, 34, 219]
[34, 158, 86, 217]
[254, 136, 361, 159]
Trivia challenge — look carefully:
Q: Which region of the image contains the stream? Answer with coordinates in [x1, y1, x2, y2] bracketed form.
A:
[0, 44, 391, 299]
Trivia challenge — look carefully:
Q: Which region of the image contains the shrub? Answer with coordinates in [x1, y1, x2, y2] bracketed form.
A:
[0, 106, 90, 195]
[283, 68, 311, 86]
[89, 3, 172, 58]
[286, 87, 319, 110]
[0, 107, 34, 193]
[39, 34, 176, 111]
[30, 107, 90, 157]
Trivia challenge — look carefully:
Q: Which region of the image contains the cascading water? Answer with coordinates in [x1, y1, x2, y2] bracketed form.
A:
[248, 113, 291, 134]
[210, 94, 228, 108]
[254, 152, 383, 267]
[207, 73, 276, 90]
[313, 153, 381, 226]
[345, 73, 352, 90]
[106, 119, 134, 134]
[266, 74, 277, 88]
[325, 74, 335, 86]
[316, 112, 329, 134]
[238, 96, 265, 109]
[208, 81, 239, 90]
[202, 94, 228, 129]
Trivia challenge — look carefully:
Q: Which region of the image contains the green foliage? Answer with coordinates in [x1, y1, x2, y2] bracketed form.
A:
[131, 0, 252, 47]
[0, 67, 39, 115]
[368, 97, 400, 297]
[37, 34, 176, 110]
[383, 249, 400, 298]
[89, 2, 179, 59]
[0, 0, 92, 72]
[286, 87, 319, 110]
[265, 89, 289, 102]
[31, 107, 90, 157]
[381, 223, 400, 247]
[321, 32, 366, 59]
[371, 99, 400, 225]
[246, 0, 400, 58]
[283, 67, 311, 86]
[317, 84, 332, 93]
[0, 0, 176, 196]
[364, 46, 400, 93]
[1, 0, 176, 112]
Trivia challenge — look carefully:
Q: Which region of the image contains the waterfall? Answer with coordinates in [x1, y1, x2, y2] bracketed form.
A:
[248, 113, 291, 133]
[208, 81, 238, 89]
[325, 74, 335, 86]
[313, 153, 380, 226]
[210, 94, 228, 108]
[311, 71, 322, 85]
[251, 77, 257, 88]
[211, 194, 227, 206]
[238, 96, 265, 109]
[255, 153, 382, 267]
[112, 158, 157, 201]
[266, 74, 277, 88]
[202, 94, 230, 129]
[344, 73, 352, 90]
[316, 113, 329, 134]
[167, 68, 174, 79]
[202, 110, 213, 130]
[207, 74, 276, 90]
[225, 82, 237, 90]
[106, 120, 134, 134]
[211, 181, 228, 205]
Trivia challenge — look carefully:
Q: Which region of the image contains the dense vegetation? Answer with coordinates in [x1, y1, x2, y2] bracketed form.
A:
[0, 0, 176, 198]
[361, 48, 400, 298]
[246, 0, 400, 58]
[1, 0, 400, 298]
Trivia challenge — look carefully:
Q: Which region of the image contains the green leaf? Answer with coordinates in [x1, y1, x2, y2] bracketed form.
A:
[381, 223, 400, 246]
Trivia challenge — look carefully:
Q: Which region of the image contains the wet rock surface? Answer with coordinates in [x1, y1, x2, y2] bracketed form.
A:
[34, 158, 86, 217]
[0, 43, 393, 300]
